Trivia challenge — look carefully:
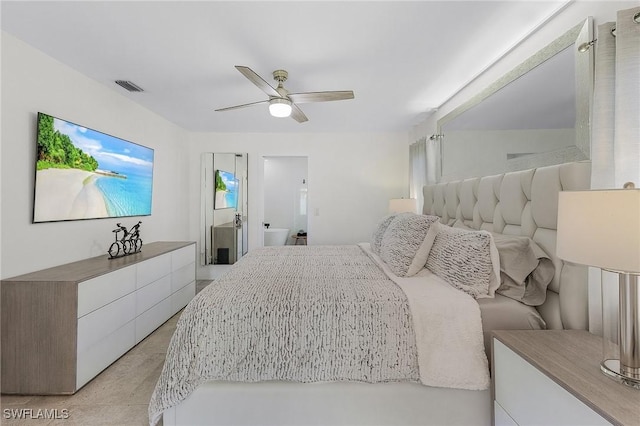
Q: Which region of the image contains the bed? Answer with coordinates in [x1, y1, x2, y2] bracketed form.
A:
[149, 161, 591, 426]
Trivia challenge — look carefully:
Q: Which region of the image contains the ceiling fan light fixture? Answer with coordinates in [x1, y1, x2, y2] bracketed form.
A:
[269, 98, 292, 118]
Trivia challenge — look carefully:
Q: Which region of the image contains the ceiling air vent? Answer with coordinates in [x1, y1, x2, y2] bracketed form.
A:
[115, 80, 144, 92]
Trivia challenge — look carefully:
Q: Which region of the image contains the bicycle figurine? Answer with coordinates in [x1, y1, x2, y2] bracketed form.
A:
[108, 221, 143, 258]
[128, 221, 143, 253]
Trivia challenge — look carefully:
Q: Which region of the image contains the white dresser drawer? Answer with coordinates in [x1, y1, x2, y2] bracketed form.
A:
[77, 292, 136, 354]
[136, 274, 172, 316]
[171, 281, 196, 315]
[135, 297, 172, 343]
[493, 339, 610, 426]
[172, 245, 195, 271]
[171, 262, 195, 293]
[78, 265, 136, 317]
[136, 253, 171, 289]
[76, 320, 135, 389]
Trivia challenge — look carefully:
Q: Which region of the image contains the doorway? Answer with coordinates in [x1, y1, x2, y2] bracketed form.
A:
[262, 156, 308, 246]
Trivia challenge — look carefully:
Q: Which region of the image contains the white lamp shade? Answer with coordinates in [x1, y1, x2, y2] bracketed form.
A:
[557, 189, 640, 273]
[389, 198, 417, 214]
[269, 99, 292, 118]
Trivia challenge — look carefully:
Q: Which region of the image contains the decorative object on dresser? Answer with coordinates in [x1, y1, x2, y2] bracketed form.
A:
[492, 330, 639, 425]
[557, 186, 640, 389]
[1, 241, 195, 395]
[108, 221, 143, 258]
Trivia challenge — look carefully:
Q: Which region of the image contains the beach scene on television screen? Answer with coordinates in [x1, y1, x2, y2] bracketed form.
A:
[214, 170, 238, 209]
[34, 113, 154, 222]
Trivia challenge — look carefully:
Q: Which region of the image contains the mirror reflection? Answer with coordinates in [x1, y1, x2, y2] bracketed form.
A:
[201, 153, 248, 266]
[438, 18, 593, 181]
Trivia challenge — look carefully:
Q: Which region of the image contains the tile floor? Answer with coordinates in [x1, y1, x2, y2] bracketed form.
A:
[0, 280, 212, 426]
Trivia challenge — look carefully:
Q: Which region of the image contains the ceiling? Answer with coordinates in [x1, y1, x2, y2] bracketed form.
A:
[1, 1, 570, 133]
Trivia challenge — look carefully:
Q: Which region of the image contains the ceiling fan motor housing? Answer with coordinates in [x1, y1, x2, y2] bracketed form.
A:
[272, 69, 288, 83]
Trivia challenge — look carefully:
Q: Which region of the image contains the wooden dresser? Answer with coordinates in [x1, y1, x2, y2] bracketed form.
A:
[1, 241, 196, 395]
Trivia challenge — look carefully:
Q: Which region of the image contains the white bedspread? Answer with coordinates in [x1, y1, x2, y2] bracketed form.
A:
[359, 243, 490, 390]
[149, 244, 489, 425]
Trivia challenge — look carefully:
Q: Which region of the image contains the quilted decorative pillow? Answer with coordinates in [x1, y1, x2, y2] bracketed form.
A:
[379, 213, 440, 277]
[425, 222, 500, 298]
[370, 214, 397, 254]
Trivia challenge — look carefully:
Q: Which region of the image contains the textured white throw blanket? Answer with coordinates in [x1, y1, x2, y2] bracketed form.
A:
[359, 243, 490, 390]
[149, 245, 489, 425]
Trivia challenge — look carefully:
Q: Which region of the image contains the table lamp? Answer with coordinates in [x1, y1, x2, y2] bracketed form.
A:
[388, 198, 418, 214]
[557, 185, 640, 389]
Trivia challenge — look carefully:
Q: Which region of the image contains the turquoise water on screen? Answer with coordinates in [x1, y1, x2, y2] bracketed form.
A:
[221, 188, 238, 209]
[95, 171, 153, 216]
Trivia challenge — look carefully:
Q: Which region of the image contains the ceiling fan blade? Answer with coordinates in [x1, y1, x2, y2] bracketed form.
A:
[235, 66, 280, 98]
[290, 104, 308, 123]
[215, 100, 269, 112]
[288, 91, 354, 104]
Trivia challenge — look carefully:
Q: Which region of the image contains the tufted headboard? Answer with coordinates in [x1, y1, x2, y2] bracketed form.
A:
[422, 161, 591, 330]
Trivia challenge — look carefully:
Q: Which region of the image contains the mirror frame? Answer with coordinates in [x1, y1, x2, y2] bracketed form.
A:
[437, 17, 593, 180]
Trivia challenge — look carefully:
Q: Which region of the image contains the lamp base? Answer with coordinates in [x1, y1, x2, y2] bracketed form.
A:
[601, 359, 640, 389]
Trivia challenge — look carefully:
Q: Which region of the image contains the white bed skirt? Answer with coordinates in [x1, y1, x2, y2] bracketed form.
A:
[162, 381, 491, 426]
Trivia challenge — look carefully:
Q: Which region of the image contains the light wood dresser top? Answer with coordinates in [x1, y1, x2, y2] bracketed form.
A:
[2, 241, 194, 283]
[493, 330, 640, 426]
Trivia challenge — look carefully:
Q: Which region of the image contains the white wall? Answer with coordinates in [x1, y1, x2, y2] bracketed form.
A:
[0, 33, 191, 278]
[189, 132, 409, 277]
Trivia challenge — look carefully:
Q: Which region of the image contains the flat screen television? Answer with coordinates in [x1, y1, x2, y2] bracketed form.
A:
[214, 169, 238, 210]
[33, 112, 155, 223]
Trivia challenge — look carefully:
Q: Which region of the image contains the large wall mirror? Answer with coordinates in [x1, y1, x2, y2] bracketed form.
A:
[200, 153, 248, 266]
[438, 17, 593, 182]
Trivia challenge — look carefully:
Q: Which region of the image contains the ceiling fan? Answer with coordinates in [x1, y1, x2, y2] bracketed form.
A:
[215, 66, 355, 123]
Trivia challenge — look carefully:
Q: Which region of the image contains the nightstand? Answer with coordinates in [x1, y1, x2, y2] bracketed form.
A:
[491, 330, 639, 426]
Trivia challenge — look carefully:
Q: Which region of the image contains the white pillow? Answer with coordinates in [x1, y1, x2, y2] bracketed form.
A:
[370, 214, 397, 254]
[424, 222, 500, 298]
[379, 213, 440, 277]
